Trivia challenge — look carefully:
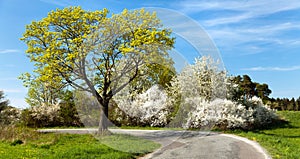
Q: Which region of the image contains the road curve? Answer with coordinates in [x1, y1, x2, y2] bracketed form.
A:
[38, 128, 271, 159]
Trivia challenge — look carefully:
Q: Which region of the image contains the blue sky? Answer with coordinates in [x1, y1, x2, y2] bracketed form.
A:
[0, 0, 300, 108]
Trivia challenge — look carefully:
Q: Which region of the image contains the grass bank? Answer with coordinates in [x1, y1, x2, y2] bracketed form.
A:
[0, 126, 160, 159]
[228, 111, 300, 159]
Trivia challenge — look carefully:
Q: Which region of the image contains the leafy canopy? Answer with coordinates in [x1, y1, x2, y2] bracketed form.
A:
[20, 7, 175, 108]
[20, 7, 108, 86]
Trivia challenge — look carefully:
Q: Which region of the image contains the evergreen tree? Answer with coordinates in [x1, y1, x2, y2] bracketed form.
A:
[0, 91, 9, 111]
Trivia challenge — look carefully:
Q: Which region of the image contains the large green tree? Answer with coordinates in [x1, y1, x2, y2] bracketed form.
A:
[229, 75, 272, 103]
[21, 7, 175, 134]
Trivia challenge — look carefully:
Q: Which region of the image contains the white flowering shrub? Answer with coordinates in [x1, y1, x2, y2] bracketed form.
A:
[183, 96, 278, 130]
[184, 98, 244, 129]
[0, 106, 21, 125]
[30, 103, 60, 121]
[21, 103, 61, 127]
[114, 85, 171, 127]
[244, 96, 278, 128]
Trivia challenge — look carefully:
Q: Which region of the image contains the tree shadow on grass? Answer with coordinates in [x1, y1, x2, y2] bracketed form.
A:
[250, 118, 300, 138]
[224, 118, 297, 133]
[262, 119, 297, 129]
[256, 131, 300, 139]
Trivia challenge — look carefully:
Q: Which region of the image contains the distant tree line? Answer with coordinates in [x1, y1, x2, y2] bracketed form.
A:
[267, 97, 300, 111]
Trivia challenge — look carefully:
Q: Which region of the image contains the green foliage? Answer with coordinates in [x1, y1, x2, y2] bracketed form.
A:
[228, 111, 300, 159]
[240, 75, 257, 98]
[19, 72, 64, 107]
[19, 109, 34, 127]
[228, 75, 272, 104]
[255, 83, 272, 102]
[20, 7, 108, 82]
[58, 90, 83, 127]
[0, 126, 159, 158]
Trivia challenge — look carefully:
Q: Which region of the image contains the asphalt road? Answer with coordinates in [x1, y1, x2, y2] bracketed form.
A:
[38, 128, 271, 159]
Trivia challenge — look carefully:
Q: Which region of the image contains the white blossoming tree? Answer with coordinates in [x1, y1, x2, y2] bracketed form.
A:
[166, 56, 227, 128]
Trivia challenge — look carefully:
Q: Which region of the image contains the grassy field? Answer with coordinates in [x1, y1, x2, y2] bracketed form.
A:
[1, 111, 299, 158]
[0, 126, 160, 159]
[229, 111, 300, 159]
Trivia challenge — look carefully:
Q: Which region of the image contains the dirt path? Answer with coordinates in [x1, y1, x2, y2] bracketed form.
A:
[38, 128, 271, 159]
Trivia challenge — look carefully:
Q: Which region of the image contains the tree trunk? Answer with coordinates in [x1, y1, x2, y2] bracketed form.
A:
[98, 101, 110, 135]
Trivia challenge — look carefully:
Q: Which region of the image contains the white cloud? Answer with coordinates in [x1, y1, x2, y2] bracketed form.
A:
[243, 66, 300, 71]
[175, 0, 300, 26]
[204, 13, 251, 26]
[239, 22, 300, 35]
[205, 22, 300, 54]
[0, 49, 20, 54]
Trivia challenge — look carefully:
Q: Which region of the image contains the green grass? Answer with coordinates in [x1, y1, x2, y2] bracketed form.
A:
[0, 126, 160, 159]
[227, 111, 300, 159]
[98, 134, 160, 154]
[4, 112, 299, 158]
